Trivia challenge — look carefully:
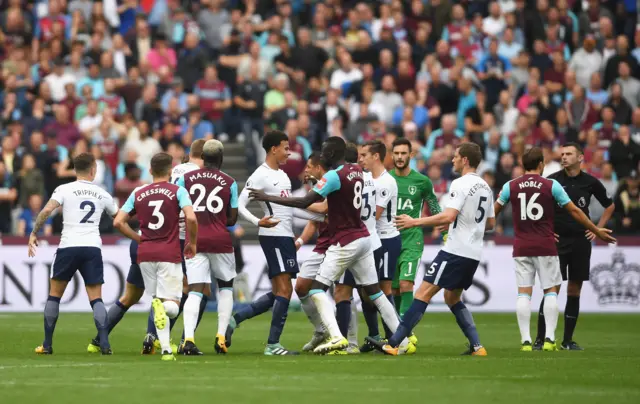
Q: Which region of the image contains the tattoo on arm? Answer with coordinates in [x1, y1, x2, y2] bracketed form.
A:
[32, 200, 60, 235]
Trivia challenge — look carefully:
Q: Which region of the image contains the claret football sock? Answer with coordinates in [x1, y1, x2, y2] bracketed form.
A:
[234, 292, 275, 324]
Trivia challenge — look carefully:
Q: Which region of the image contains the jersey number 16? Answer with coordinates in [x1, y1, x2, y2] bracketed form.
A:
[518, 193, 543, 221]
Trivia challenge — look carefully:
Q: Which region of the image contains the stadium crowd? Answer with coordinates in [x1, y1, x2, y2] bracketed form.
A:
[0, 0, 639, 237]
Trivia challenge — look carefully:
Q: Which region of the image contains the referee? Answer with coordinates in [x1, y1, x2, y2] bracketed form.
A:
[535, 143, 615, 350]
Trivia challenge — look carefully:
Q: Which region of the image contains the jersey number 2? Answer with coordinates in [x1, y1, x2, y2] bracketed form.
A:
[79, 201, 96, 223]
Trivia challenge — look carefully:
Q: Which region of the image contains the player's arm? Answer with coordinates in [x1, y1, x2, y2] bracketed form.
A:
[485, 194, 497, 233]
[113, 191, 142, 243]
[375, 183, 392, 220]
[423, 178, 448, 236]
[178, 187, 198, 258]
[249, 170, 340, 209]
[296, 220, 319, 250]
[494, 181, 511, 217]
[238, 177, 281, 228]
[592, 178, 615, 229]
[227, 181, 239, 226]
[396, 207, 460, 229]
[28, 197, 61, 257]
[306, 200, 328, 214]
[106, 194, 140, 242]
[552, 180, 616, 243]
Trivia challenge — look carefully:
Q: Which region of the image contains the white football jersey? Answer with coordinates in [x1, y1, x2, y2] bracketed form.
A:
[442, 173, 495, 261]
[239, 163, 295, 237]
[373, 170, 400, 239]
[50, 180, 118, 248]
[361, 172, 382, 250]
[171, 162, 200, 240]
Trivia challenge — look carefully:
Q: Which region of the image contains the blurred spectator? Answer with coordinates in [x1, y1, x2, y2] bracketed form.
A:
[0, 160, 18, 234]
[609, 125, 640, 179]
[114, 162, 144, 203]
[16, 153, 45, 208]
[17, 193, 52, 237]
[614, 177, 640, 233]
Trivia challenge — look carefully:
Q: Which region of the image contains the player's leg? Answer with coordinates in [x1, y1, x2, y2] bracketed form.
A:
[392, 269, 402, 309]
[514, 257, 536, 350]
[151, 262, 183, 361]
[211, 253, 236, 354]
[536, 256, 563, 351]
[444, 288, 485, 355]
[378, 236, 402, 339]
[536, 246, 571, 348]
[37, 278, 67, 354]
[562, 242, 589, 350]
[181, 253, 210, 355]
[334, 282, 353, 343]
[265, 272, 296, 355]
[296, 253, 328, 351]
[78, 248, 111, 354]
[360, 248, 383, 348]
[170, 241, 190, 332]
[397, 251, 421, 318]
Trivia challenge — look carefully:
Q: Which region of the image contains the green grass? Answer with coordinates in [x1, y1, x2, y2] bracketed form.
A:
[0, 312, 639, 404]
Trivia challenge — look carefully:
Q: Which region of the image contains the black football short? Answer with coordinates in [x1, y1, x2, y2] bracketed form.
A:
[558, 236, 592, 281]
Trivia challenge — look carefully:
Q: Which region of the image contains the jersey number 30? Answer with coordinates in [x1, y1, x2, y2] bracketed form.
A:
[190, 184, 224, 214]
[517, 193, 543, 221]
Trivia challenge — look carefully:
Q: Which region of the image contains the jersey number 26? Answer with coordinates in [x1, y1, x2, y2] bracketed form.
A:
[190, 184, 224, 214]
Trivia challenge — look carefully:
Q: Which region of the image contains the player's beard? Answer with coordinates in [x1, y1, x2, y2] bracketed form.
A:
[394, 159, 408, 170]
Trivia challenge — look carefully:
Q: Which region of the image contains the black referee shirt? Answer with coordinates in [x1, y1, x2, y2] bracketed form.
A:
[548, 169, 613, 238]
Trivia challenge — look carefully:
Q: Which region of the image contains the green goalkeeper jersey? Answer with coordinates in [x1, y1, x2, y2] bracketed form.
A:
[389, 169, 443, 250]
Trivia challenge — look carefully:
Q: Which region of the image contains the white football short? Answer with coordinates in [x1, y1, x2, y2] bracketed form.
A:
[139, 262, 183, 301]
[514, 256, 562, 290]
[185, 253, 236, 284]
[299, 251, 325, 280]
[316, 236, 377, 287]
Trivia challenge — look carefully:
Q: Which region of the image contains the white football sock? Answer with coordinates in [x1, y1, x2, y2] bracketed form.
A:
[182, 292, 202, 341]
[543, 292, 559, 341]
[347, 298, 358, 346]
[301, 295, 325, 333]
[217, 288, 233, 336]
[310, 292, 342, 339]
[371, 293, 399, 332]
[516, 294, 532, 343]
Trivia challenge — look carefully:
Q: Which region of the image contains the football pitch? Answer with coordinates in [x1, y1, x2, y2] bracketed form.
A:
[1, 312, 639, 404]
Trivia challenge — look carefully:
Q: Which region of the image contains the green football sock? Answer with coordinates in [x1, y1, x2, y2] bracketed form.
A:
[394, 295, 402, 310]
[400, 292, 414, 318]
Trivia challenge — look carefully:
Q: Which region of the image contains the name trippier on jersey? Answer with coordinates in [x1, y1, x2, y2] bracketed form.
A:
[72, 189, 104, 199]
[135, 187, 176, 201]
[186, 171, 229, 186]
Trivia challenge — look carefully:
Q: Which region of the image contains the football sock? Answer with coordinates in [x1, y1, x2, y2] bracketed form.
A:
[158, 301, 179, 354]
[400, 291, 413, 318]
[300, 294, 324, 333]
[43, 296, 60, 348]
[183, 292, 202, 341]
[381, 294, 397, 339]
[347, 298, 358, 346]
[371, 292, 400, 335]
[536, 299, 545, 342]
[543, 292, 559, 341]
[450, 301, 481, 347]
[105, 300, 128, 335]
[146, 307, 157, 338]
[310, 290, 342, 339]
[361, 300, 380, 337]
[90, 298, 109, 349]
[234, 292, 275, 324]
[217, 288, 233, 336]
[563, 296, 580, 342]
[389, 299, 427, 347]
[516, 294, 532, 343]
[267, 296, 290, 344]
[394, 295, 402, 309]
[170, 293, 188, 331]
[336, 300, 351, 338]
[196, 294, 208, 328]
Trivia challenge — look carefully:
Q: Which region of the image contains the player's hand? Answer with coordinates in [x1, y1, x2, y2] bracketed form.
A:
[28, 233, 38, 257]
[585, 230, 596, 241]
[295, 239, 303, 251]
[248, 188, 268, 201]
[395, 215, 416, 230]
[595, 228, 617, 244]
[183, 241, 197, 259]
[436, 225, 448, 233]
[554, 233, 560, 243]
[258, 215, 281, 228]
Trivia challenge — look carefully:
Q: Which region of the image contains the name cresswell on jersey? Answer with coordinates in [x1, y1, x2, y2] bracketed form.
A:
[187, 171, 228, 185]
[136, 187, 176, 201]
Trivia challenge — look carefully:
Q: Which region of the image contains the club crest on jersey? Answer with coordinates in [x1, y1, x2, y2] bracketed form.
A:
[590, 251, 640, 306]
[316, 178, 326, 190]
[578, 197, 586, 208]
[408, 186, 417, 195]
[287, 259, 295, 268]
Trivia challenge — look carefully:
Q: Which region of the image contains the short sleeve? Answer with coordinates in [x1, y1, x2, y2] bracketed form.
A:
[50, 186, 64, 205]
[551, 180, 571, 207]
[497, 181, 511, 205]
[591, 178, 613, 208]
[446, 180, 466, 212]
[488, 193, 496, 218]
[230, 181, 239, 208]
[176, 175, 185, 188]
[313, 170, 341, 198]
[103, 193, 118, 216]
[376, 178, 394, 208]
[245, 171, 262, 191]
[121, 191, 136, 213]
[177, 187, 193, 209]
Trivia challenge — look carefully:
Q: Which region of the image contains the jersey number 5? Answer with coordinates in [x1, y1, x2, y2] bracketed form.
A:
[517, 193, 543, 221]
[190, 184, 224, 214]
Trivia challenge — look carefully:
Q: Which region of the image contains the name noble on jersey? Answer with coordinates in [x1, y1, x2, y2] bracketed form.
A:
[72, 189, 104, 200]
[136, 187, 176, 202]
[518, 180, 543, 190]
[187, 171, 228, 186]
